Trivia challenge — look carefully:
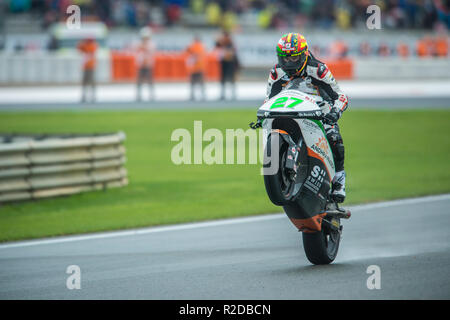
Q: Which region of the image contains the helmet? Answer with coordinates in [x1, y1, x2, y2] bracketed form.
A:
[276, 33, 309, 77]
[140, 26, 152, 39]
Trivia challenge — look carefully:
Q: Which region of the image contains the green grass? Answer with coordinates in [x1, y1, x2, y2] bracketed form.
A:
[0, 109, 449, 242]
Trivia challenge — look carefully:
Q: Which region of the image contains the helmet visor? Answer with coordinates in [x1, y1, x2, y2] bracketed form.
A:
[278, 52, 307, 76]
[282, 55, 301, 63]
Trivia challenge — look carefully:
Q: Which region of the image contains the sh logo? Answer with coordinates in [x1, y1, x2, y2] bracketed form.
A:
[311, 165, 325, 182]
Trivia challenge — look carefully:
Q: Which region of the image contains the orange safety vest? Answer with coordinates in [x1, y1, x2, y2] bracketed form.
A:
[78, 40, 97, 70]
[397, 43, 410, 57]
[186, 41, 206, 74]
[435, 38, 448, 57]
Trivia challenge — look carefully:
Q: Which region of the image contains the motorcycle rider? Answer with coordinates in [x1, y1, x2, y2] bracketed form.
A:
[264, 33, 348, 202]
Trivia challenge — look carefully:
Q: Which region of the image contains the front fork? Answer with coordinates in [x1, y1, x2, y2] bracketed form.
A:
[272, 129, 303, 201]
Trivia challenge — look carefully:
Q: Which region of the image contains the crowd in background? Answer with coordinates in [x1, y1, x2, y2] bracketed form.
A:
[2, 1, 449, 59]
[5, 0, 450, 31]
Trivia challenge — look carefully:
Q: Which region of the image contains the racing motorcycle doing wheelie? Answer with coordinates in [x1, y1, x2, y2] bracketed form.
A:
[250, 78, 351, 265]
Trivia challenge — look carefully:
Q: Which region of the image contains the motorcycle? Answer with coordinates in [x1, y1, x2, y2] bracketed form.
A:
[250, 78, 351, 265]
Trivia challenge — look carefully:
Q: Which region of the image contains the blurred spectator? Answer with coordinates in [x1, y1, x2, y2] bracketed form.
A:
[166, 3, 182, 26]
[310, 44, 323, 58]
[329, 40, 348, 59]
[9, 0, 31, 12]
[186, 35, 206, 101]
[378, 42, 392, 57]
[216, 30, 240, 101]
[435, 35, 449, 56]
[336, 5, 352, 30]
[5, 0, 449, 31]
[416, 36, 435, 57]
[416, 35, 449, 57]
[359, 41, 372, 56]
[190, 0, 205, 14]
[47, 36, 59, 51]
[136, 26, 156, 101]
[222, 10, 238, 31]
[434, 0, 450, 29]
[396, 42, 410, 58]
[206, 1, 221, 26]
[77, 37, 98, 103]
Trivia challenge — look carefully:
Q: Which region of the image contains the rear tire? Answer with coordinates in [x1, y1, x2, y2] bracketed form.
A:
[302, 223, 340, 265]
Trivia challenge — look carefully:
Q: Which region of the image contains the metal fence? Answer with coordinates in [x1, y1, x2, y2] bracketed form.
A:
[0, 132, 128, 203]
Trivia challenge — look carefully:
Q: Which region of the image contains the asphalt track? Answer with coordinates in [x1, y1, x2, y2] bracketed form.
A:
[0, 194, 449, 300]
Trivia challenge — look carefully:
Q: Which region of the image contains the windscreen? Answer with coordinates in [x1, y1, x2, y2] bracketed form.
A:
[284, 77, 307, 91]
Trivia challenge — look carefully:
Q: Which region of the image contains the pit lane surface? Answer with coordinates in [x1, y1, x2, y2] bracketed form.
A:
[0, 194, 449, 299]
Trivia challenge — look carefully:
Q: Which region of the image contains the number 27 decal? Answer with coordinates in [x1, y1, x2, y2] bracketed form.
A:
[270, 97, 304, 109]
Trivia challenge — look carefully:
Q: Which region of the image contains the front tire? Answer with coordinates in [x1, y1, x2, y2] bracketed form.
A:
[263, 133, 290, 206]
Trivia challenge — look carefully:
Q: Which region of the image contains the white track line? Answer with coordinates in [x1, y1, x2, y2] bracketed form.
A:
[0, 193, 449, 250]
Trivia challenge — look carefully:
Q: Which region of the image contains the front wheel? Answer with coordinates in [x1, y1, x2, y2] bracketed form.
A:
[263, 133, 293, 206]
[302, 221, 341, 265]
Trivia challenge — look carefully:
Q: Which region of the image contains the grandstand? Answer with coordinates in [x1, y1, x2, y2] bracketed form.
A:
[0, 1, 448, 86]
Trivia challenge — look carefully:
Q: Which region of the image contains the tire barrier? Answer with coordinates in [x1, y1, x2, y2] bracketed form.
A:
[0, 132, 128, 203]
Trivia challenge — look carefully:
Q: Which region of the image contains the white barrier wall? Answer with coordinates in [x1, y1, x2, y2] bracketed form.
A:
[354, 58, 450, 79]
[0, 52, 111, 84]
[0, 53, 449, 84]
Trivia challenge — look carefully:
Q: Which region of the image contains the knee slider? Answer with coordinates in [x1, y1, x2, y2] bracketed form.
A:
[332, 142, 344, 172]
[327, 133, 345, 170]
[336, 142, 345, 161]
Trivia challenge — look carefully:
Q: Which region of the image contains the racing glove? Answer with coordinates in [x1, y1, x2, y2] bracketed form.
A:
[334, 94, 349, 112]
[322, 107, 342, 125]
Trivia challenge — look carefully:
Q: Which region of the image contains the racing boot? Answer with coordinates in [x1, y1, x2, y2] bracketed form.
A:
[332, 170, 346, 203]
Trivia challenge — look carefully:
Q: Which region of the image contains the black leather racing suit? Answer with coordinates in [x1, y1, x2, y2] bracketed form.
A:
[264, 53, 348, 173]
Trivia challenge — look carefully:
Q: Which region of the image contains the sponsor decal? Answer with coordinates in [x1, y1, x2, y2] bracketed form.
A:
[270, 68, 278, 80]
[305, 77, 312, 85]
[301, 119, 319, 130]
[315, 136, 329, 153]
[270, 97, 304, 109]
[331, 218, 340, 228]
[303, 95, 314, 102]
[304, 165, 326, 194]
[318, 64, 329, 79]
[311, 143, 335, 171]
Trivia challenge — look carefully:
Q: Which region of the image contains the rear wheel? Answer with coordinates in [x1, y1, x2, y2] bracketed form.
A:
[302, 219, 341, 265]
